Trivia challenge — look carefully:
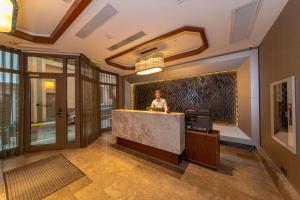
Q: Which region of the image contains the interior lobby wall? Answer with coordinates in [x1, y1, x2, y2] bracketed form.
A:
[237, 58, 252, 138]
[259, 0, 300, 193]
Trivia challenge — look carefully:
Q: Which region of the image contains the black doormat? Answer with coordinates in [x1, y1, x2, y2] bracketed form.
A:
[3, 154, 85, 200]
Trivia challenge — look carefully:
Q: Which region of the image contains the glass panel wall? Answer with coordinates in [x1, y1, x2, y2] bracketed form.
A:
[30, 78, 57, 145]
[67, 58, 76, 143]
[0, 73, 20, 150]
[67, 77, 76, 143]
[0, 47, 23, 155]
[28, 57, 63, 73]
[100, 71, 118, 130]
[67, 58, 76, 74]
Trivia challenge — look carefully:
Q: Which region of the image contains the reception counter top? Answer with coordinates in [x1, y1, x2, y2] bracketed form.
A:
[112, 110, 185, 164]
[112, 109, 184, 116]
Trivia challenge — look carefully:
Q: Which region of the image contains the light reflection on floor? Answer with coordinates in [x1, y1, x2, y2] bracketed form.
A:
[0, 132, 282, 200]
[31, 122, 75, 145]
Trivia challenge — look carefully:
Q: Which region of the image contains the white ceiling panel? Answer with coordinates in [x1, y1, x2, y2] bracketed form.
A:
[1, 0, 288, 75]
[16, 0, 75, 36]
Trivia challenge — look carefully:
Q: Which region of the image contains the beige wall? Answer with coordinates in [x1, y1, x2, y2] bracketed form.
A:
[259, 0, 300, 193]
[237, 58, 252, 138]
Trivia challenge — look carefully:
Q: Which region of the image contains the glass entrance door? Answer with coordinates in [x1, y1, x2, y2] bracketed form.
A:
[27, 77, 66, 150]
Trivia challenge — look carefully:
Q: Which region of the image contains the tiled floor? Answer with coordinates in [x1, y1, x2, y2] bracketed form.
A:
[0, 132, 282, 200]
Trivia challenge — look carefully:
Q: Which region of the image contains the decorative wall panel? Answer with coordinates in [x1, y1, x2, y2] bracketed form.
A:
[133, 72, 237, 125]
[80, 55, 100, 147]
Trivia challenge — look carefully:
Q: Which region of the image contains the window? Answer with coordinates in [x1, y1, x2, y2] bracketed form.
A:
[67, 58, 76, 74]
[67, 77, 76, 143]
[0, 48, 22, 153]
[28, 57, 63, 73]
[100, 71, 118, 130]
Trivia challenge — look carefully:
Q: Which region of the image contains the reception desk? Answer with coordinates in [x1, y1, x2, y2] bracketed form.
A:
[112, 110, 185, 165]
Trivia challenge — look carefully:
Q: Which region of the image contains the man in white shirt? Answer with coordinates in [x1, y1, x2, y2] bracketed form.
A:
[151, 90, 168, 112]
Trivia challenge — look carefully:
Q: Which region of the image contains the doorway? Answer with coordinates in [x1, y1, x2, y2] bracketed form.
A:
[25, 55, 80, 151]
[0, 49, 103, 157]
[28, 77, 66, 150]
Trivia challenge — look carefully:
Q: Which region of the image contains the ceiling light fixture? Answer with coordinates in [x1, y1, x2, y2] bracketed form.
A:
[135, 52, 164, 75]
[0, 0, 18, 32]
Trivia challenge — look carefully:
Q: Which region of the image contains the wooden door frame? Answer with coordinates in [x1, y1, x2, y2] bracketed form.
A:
[23, 53, 81, 151]
[25, 75, 66, 151]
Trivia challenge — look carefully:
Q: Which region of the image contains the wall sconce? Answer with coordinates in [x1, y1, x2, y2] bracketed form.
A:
[44, 81, 55, 90]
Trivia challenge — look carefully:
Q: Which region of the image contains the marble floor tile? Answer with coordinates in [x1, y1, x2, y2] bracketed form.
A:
[0, 132, 282, 200]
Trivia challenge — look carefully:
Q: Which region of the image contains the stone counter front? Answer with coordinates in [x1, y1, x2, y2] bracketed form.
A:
[112, 110, 185, 155]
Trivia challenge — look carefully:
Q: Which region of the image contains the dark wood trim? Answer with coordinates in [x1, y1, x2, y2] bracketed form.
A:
[121, 76, 125, 108]
[24, 76, 66, 151]
[79, 55, 84, 147]
[74, 56, 81, 147]
[184, 130, 220, 169]
[0, 68, 20, 74]
[0, 45, 22, 54]
[25, 52, 79, 59]
[101, 127, 112, 132]
[81, 76, 100, 84]
[24, 55, 30, 150]
[117, 137, 182, 165]
[9, 0, 92, 44]
[23, 53, 82, 151]
[116, 74, 120, 108]
[11, 30, 51, 43]
[19, 51, 25, 155]
[99, 82, 117, 86]
[50, 0, 92, 43]
[105, 26, 209, 70]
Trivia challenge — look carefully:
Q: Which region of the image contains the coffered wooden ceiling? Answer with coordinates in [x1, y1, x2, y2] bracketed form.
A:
[9, 0, 92, 44]
[0, 0, 288, 75]
[105, 26, 208, 70]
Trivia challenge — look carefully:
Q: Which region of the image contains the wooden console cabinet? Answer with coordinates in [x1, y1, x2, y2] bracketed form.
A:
[184, 130, 220, 169]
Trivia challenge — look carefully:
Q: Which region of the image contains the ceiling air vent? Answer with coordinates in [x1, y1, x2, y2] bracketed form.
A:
[135, 44, 166, 57]
[76, 4, 118, 39]
[107, 31, 146, 51]
[230, 0, 262, 43]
